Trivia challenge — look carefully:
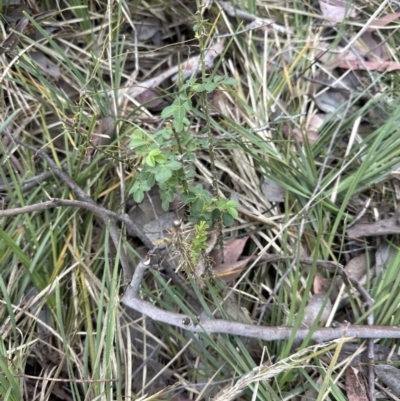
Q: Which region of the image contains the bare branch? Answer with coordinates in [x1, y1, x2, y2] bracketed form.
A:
[0, 132, 197, 301]
[122, 254, 400, 343]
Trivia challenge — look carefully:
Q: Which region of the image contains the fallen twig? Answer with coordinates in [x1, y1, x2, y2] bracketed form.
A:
[122, 253, 400, 343]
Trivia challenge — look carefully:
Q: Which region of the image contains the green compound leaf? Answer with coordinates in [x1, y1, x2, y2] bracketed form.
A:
[133, 190, 145, 203]
[205, 81, 218, 92]
[161, 100, 180, 118]
[173, 105, 186, 132]
[222, 213, 235, 226]
[192, 198, 204, 214]
[143, 155, 156, 167]
[221, 77, 238, 85]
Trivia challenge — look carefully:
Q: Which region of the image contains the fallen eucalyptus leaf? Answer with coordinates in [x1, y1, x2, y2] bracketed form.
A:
[375, 365, 400, 397]
[301, 294, 332, 328]
[345, 366, 368, 401]
[30, 51, 60, 78]
[347, 217, 400, 238]
[261, 177, 285, 202]
[210, 236, 249, 267]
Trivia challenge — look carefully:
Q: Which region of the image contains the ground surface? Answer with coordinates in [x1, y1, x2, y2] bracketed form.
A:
[1, 1, 400, 400]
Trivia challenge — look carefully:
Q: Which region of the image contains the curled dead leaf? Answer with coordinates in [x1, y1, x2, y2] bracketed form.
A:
[366, 12, 400, 32]
[289, 127, 319, 144]
[210, 236, 249, 267]
[214, 257, 251, 284]
[261, 177, 285, 203]
[135, 89, 166, 111]
[347, 216, 400, 238]
[301, 294, 332, 328]
[319, 0, 358, 21]
[345, 367, 369, 401]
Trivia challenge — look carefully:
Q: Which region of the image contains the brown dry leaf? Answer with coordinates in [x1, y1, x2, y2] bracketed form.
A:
[375, 243, 397, 274]
[347, 216, 400, 238]
[84, 115, 115, 162]
[30, 51, 61, 79]
[143, 212, 177, 243]
[127, 187, 173, 237]
[171, 39, 226, 81]
[261, 177, 285, 203]
[308, 113, 326, 132]
[367, 12, 400, 32]
[316, 42, 358, 70]
[211, 91, 235, 114]
[344, 253, 368, 282]
[338, 59, 400, 72]
[135, 89, 166, 111]
[313, 274, 327, 294]
[358, 32, 388, 61]
[210, 236, 249, 267]
[301, 294, 332, 328]
[134, 18, 160, 41]
[345, 367, 369, 401]
[314, 89, 350, 114]
[319, 0, 358, 21]
[214, 257, 252, 283]
[291, 127, 319, 144]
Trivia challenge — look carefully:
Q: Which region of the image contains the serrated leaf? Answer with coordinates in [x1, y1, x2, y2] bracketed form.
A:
[211, 209, 220, 220]
[129, 138, 146, 148]
[213, 75, 224, 83]
[148, 149, 161, 157]
[192, 198, 204, 213]
[144, 155, 156, 167]
[222, 213, 234, 226]
[141, 181, 151, 191]
[160, 128, 172, 139]
[166, 160, 182, 170]
[161, 189, 175, 202]
[161, 198, 170, 211]
[161, 102, 180, 118]
[195, 83, 206, 92]
[182, 100, 192, 111]
[131, 181, 140, 192]
[154, 153, 167, 164]
[205, 82, 218, 92]
[145, 174, 155, 187]
[133, 190, 144, 203]
[226, 200, 238, 208]
[155, 166, 172, 182]
[173, 105, 186, 132]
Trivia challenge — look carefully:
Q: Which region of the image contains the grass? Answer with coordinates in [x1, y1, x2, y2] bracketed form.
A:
[1, 0, 400, 400]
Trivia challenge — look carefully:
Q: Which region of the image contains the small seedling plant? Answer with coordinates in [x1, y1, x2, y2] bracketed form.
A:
[128, 75, 238, 238]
